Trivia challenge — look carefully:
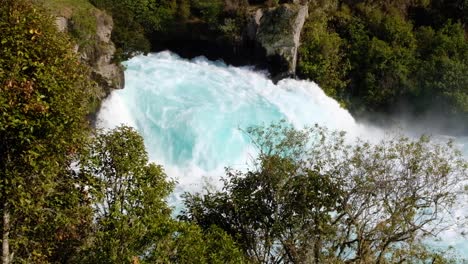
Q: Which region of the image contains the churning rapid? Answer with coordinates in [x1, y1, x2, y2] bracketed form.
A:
[97, 51, 376, 192]
[97, 51, 468, 256]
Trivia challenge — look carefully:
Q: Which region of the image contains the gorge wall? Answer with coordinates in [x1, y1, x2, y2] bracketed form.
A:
[50, 0, 309, 86]
[52, 3, 124, 98]
[48, 0, 467, 135]
[152, 0, 309, 80]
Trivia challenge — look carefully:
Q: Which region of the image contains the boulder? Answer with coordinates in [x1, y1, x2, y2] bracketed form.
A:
[248, 3, 308, 79]
[85, 10, 124, 94]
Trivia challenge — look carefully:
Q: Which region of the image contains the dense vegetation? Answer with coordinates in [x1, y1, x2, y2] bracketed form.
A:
[297, 0, 468, 121]
[1, 0, 468, 263]
[34, 0, 99, 47]
[182, 122, 467, 263]
[0, 0, 96, 261]
[77, 126, 245, 263]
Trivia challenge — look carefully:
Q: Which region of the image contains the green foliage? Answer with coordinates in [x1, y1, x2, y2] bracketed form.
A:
[297, 0, 468, 117]
[191, 0, 223, 25]
[152, 223, 247, 263]
[1, 0, 467, 261]
[329, 6, 419, 112]
[414, 22, 468, 115]
[89, 0, 167, 60]
[354, 9, 417, 110]
[182, 121, 468, 263]
[78, 126, 245, 263]
[0, 0, 96, 261]
[90, 0, 248, 60]
[78, 126, 174, 263]
[298, 13, 349, 100]
[37, 0, 99, 47]
[89, 0, 180, 60]
[178, 0, 191, 21]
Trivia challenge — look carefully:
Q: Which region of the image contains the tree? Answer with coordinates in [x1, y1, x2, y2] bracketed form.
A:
[296, 0, 468, 120]
[151, 223, 246, 263]
[78, 126, 174, 263]
[0, 0, 96, 262]
[298, 9, 350, 100]
[182, 121, 467, 263]
[79, 126, 246, 263]
[414, 22, 468, 116]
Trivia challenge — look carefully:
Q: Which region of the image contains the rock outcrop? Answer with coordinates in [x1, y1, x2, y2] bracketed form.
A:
[151, 1, 309, 81]
[247, 3, 308, 79]
[55, 8, 124, 97]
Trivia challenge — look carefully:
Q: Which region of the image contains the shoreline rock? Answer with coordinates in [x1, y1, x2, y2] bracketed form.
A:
[54, 7, 124, 96]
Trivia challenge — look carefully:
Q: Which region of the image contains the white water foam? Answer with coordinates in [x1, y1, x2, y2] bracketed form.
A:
[97, 52, 378, 190]
[97, 51, 468, 257]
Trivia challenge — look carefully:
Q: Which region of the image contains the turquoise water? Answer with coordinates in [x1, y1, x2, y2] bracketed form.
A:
[98, 51, 367, 189]
[97, 51, 468, 258]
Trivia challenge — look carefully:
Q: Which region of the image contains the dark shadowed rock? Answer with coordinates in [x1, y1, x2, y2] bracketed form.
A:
[254, 3, 308, 79]
[151, 1, 309, 82]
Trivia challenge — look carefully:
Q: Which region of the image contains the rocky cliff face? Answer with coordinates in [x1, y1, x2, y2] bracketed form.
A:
[151, 1, 309, 81]
[55, 8, 124, 97]
[248, 3, 308, 79]
[245, 3, 308, 80]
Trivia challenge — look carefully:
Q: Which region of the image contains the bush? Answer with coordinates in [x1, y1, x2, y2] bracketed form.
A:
[0, 0, 96, 261]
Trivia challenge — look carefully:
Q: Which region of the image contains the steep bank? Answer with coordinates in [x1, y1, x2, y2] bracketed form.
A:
[152, 1, 309, 80]
[39, 0, 124, 103]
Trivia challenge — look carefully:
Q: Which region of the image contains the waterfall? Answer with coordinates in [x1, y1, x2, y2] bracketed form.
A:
[97, 51, 468, 257]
